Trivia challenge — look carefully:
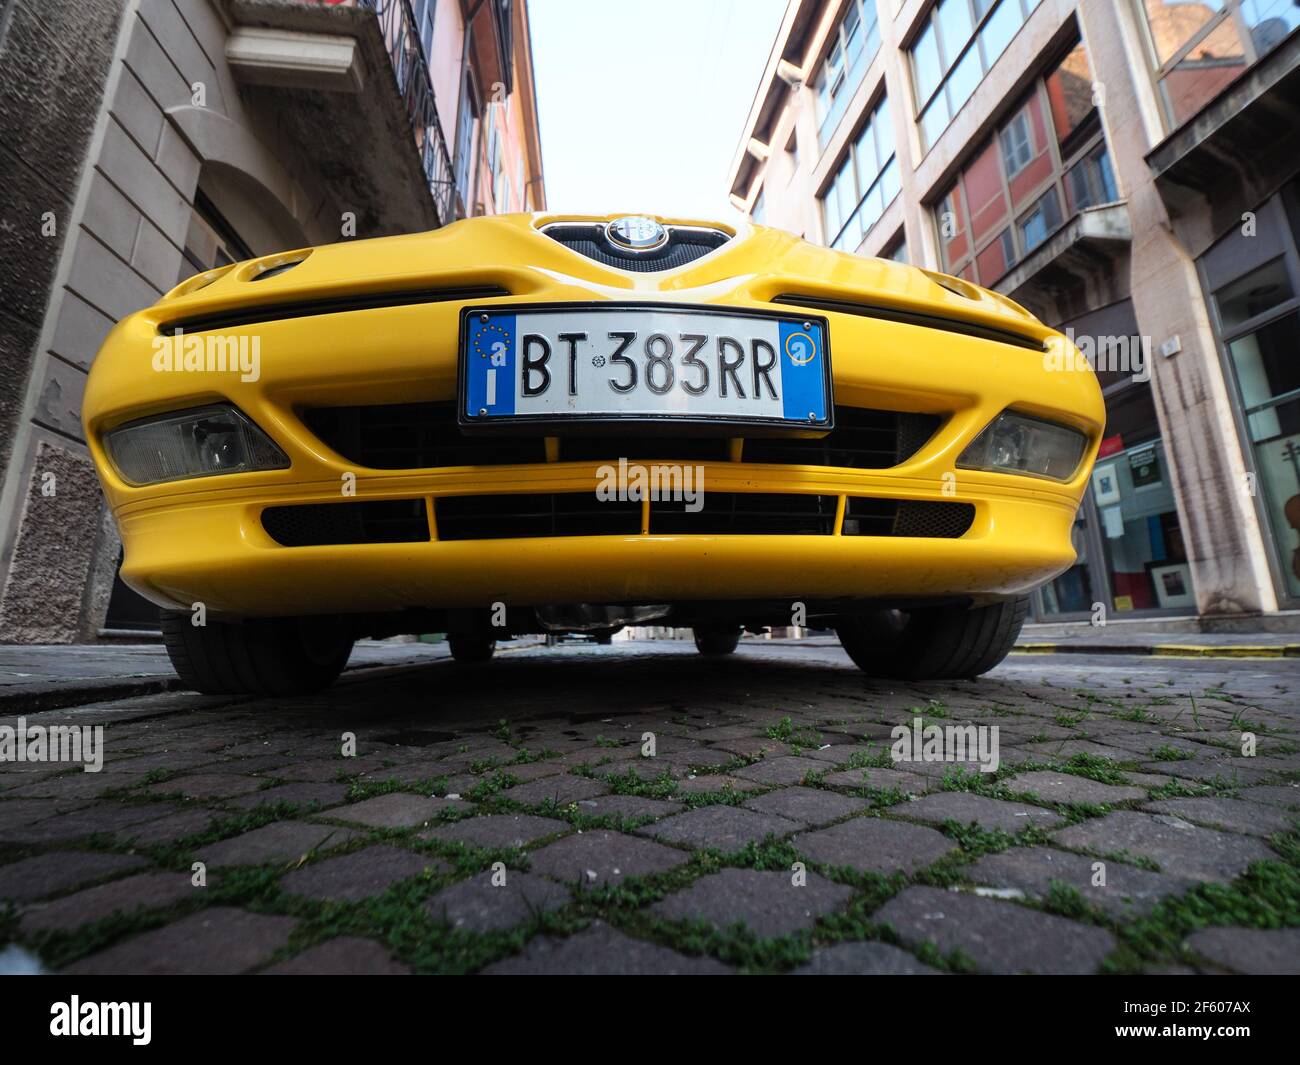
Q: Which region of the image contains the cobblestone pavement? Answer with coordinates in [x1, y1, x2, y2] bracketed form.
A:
[1, 640, 1297, 974]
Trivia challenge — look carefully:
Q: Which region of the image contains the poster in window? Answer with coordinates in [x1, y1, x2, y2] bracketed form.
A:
[1128, 445, 1161, 488]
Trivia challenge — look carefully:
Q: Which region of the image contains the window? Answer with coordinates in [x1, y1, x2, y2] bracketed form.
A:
[416, 0, 437, 59]
[1018, 188, 1062, 252]
[910, 0, 1043, 152]
[453, 71, 481, 209]
[1139, 0, 1294, 129]
[819, 97, 899, 251]
[998, 110, 1033, 176]
[751, 189, 766, 225]
[933, 37, 1111, 284]
[814, 0, 881, 149]
[884, 235, 909, 263]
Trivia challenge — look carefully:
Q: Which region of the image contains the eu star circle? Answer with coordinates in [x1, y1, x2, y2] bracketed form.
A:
[473, 321, 512, 360]
[785, 331, 817, 366]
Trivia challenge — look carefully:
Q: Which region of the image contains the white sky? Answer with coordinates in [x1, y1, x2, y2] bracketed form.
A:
[528, 0, 790, 223]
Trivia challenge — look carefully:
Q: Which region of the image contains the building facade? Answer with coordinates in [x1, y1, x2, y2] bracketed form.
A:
[0, 0, 545, 641]
[729, 0, 1300, 626]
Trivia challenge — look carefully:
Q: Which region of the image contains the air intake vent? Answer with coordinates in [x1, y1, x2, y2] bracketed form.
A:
[540, 223, 730, 272]
[261, 500, 430, 546]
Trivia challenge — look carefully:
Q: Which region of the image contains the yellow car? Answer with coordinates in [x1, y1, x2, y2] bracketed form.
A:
[83, 213, 1103, 694]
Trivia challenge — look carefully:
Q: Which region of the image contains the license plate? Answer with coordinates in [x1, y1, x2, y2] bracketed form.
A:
[459, 303, 832, 430]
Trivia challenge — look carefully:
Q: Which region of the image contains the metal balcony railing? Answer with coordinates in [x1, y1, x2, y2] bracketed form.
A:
[348, 0, 463, 225]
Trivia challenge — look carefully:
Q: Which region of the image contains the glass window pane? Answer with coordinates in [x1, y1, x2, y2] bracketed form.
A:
[874, 98, 895, 162]
[1161, 18, 1248, 126]
[1143, 0, 1225, 66]
[946, 43, 983, 115]
[912, 22, 943, 103]
[1242, 0, 1300, 58]
[854, 120, 879, 188]
[979, 0, 1022, 66]
[920, 92, 950, 149]
[880, 156, 900, 204]
[1216, 258, 1295, 332]
[937, 0, 976, 63]
[1046, 42, 1094, 144]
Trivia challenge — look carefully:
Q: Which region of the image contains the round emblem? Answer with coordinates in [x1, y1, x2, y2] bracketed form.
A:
[605, 216, 668, 251]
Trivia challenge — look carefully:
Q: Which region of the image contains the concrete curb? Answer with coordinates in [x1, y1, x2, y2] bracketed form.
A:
[1013, 642, 1300, 659]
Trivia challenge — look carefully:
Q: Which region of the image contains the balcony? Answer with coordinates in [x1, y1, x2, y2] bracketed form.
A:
[996, 203, 1132, 313]
[1147, 29, 1300, 233]
[222, 0, 461, 233]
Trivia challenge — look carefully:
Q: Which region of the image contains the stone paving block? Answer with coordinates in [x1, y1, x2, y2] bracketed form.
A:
[574, 794, 682, 821]
[481, 921, 729, 974]
[263, 937, 411, 975]
[0, 851, 146, 902]
[122, 808, 221, 847]
[794, 941, 940, 975]
[652, 868, 851, 938]
[1006, 771, 1147, 807]
[20, 872, 194, 934]
[874, 885, 1115, 974]
[227, 782, 350, 811]
[1241, 785, 1300, 810]
[821, 766, 930, 793]
[1185, 927, 1300, 975]
[635, 805, 797, 851]
[742, 786, 867, 827]
[280, 845, 446, 902]
[1022, 740, 1132, 763]
[148, 773, 265, 800]
[66, 907, 298, 975]
[900, 792, 1065, 833]
[793, 817, 956, 875]
[198, 820, 359, 867]
[502, 774, 610, 806]
[424, 813, 570, 850]
[672, 775, 761, 795]
[730, 755, 830, 786]
[1051, 811, 1276, 882]
[1141, 758, 1272, 786]
[529, 829, 690, 886]
[965, 847, 1188, 917]
[330, 792, 460, 829]
[428, 870, 569, 932]
[2, 802, 175, 844]
[1142, 796, 1295, 838]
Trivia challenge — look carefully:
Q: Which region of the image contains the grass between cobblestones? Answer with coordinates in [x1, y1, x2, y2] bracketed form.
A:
[2, 667, 1298, 974]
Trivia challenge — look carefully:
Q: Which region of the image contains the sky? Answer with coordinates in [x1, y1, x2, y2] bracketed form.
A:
[528, 0, 790, 223]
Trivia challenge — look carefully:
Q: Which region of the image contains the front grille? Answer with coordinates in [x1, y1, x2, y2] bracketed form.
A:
[651, 493, 837, 536]
[304, 403, 940, 470]
[261, 500, 430, 546]
[436, 493, 642, 541]
[305, 403, 546, 468]
[744, 409, 940, 467]
[843, 498, 975, 539]
[540, 223, 730, 272]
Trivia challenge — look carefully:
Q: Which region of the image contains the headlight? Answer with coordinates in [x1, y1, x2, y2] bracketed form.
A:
[104, 404, 289, 486]
[957, 411, 1086, 482]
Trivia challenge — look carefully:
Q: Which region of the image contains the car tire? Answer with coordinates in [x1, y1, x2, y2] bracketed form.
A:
[161, 611, 354, 696]
[836, 597, 1029, 680]
[448, 634, 496, 663]
[693, 625, 742, 655]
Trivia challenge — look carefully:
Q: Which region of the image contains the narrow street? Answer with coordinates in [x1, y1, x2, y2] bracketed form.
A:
[2, 640, 1295, 974]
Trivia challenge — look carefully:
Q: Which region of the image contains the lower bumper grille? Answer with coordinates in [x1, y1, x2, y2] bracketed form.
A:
[258, 494, 974, 547]
[261, 500, 430, 546]
[304, 401, 941, 470]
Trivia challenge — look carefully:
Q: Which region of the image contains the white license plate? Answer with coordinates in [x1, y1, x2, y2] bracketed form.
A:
[459, 303, 832, 430]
